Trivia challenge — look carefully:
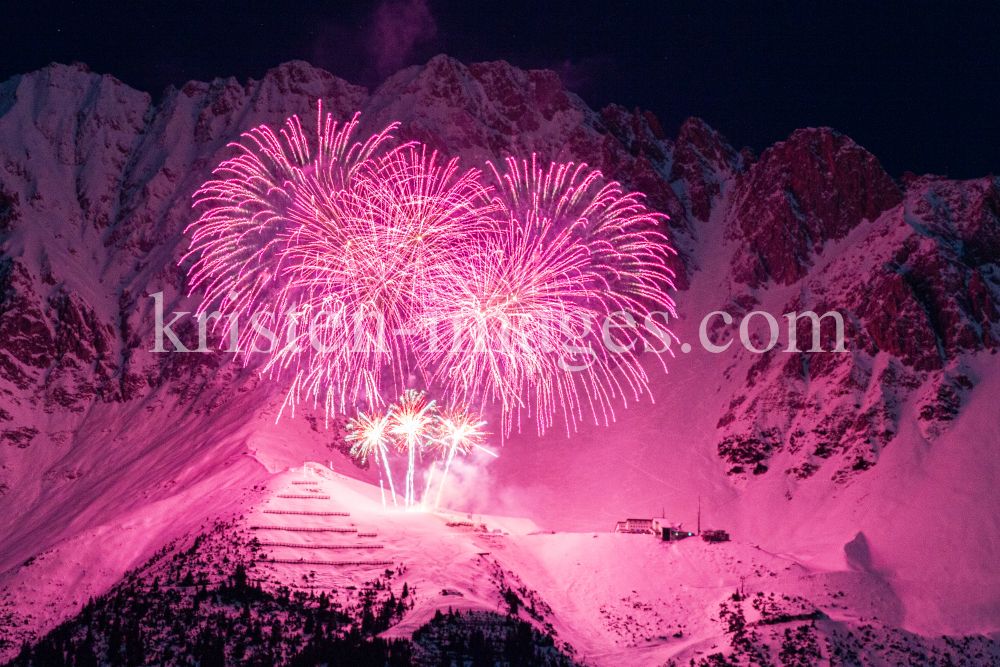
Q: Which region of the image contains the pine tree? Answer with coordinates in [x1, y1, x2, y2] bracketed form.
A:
[234, 563, 248, 593]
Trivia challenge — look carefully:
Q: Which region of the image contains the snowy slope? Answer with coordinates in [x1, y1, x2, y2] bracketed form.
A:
[9, 460, 1000, 666]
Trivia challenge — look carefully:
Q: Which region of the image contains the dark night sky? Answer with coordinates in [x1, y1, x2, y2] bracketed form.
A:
[2, 1, 998, 179]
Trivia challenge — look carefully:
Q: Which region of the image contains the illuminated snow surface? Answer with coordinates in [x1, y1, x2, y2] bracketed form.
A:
[3, 380, 1000, 665]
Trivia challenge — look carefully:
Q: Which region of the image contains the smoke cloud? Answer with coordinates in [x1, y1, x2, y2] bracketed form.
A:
[368, 0, 438, 80]
[424, 449, 497, 514]
[308, 0, 437, 88]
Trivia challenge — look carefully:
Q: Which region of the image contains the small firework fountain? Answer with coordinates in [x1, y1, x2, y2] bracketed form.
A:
[344, 409, 397, 505]
[346, 393, 490, 509]
[431, 403, 490, 508]
[387, 389, 437, 508]
[184, 103, 677, 508]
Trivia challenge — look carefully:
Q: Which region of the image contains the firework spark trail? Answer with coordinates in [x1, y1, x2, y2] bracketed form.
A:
[184, 103, 397, 356]
[422, 154, 679, 436]
[432, 403, 489, 508]
[186, 105, 679, 453]
[388, 390, 438, 507]
[346, 410, 398, 506]
[420, 461, 437, 508]
[268, 144, 496, 418]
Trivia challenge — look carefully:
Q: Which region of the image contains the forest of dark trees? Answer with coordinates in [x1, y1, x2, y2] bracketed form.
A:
[3, 520, 577, 667]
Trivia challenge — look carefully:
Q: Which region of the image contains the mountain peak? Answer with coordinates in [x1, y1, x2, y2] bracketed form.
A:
[727, 125, 903, 287]
[667, 116, 740, 221]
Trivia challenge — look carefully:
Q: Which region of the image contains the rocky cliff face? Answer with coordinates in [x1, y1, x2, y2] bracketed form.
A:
[727, 127, 903, 287]
[713, 152, 1000, 485]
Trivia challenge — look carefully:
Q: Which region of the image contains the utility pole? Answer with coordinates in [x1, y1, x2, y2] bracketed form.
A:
[697, 495, 701, 536]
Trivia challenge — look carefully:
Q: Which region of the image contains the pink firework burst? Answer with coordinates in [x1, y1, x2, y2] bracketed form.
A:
[186, 105, 679, 440]
[423, 155, 679, 436]
[271, 143, 496, 416]
[184, 103, 396, 351]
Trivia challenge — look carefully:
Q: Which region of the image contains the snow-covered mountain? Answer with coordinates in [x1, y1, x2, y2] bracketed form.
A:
[1, 57, 999, 664]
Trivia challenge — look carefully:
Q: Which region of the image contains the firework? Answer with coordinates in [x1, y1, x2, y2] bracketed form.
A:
[422, 154, 679, 436]
[184, 103, 397, 353]
[265, 143, 495, 419]
[388, 389, 438, 507]
[431, 403, 489, 508]
[186, 105, 679, 444]
[420, 461, 438, 509]
[345, 410, 398, 506]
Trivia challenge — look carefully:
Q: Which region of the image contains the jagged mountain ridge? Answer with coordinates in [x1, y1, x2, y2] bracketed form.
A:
[0, 57, 1000, 496]
[1, 55, 999, 651]
[7, 58, 993, 465]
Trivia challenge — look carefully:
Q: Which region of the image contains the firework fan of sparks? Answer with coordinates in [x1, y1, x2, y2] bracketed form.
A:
[388, 389, 438, 506]
[421, 155, 679, 436]
[273, 144, 496, 415]
[185, 106, 678, 437]
[184, 103, 396, 339]
[345, 409, 391, 464]
[433, 402, 490, 456]
[431, 402, 490, 508]
[345, 409, 399, 505]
